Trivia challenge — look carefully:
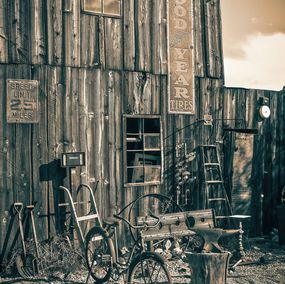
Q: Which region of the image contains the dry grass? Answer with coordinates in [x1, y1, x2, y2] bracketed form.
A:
[1, 236, 285, 283]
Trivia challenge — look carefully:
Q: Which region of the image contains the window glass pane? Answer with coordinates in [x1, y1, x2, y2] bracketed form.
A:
[126, 118, 142, 134]
[103, 0, 121, 15]
[127, 151, 144, 167]
[144, 166, 160, 183]
[127, 138, 143, 150]
[128, 167, 144, 183]
[125, 116, 162, 185]
[144, 152, 161, 165]
[144, 118, 160, 133]
[84, 0, 102, 13]
[144, 134, 160, 150]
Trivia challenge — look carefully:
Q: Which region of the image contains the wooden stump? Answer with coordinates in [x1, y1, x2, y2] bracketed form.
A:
[185, 252, 231, 284]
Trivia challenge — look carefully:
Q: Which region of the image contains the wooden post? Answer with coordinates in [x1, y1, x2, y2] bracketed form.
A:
[185, 252, 231, 284]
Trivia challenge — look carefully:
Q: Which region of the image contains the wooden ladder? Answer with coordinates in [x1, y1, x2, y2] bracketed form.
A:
[199, 145, 233, 228]
[59, 184, 102, 252]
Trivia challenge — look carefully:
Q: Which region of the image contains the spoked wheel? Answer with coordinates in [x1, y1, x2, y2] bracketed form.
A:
[127, 193, 190, 258]
[128, 193, 184, 242]
[85, 226, 114, 283]
[128, 252, 172, 284]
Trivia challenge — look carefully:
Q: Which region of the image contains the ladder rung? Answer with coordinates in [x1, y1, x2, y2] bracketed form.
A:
[208, 198, 226, 202]
[200, 145, 216, 148]
[77, 214, 99, 222]
[206, 181, 223, 184]
[58, 201, 90, 207]
[204, 163, 219, 166]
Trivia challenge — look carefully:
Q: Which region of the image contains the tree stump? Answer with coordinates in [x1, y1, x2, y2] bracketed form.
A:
[185, 252, 231, 284]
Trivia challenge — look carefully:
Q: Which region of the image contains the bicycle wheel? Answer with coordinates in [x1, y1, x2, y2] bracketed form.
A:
[128, 252, 172, 284]
[85, 226, 114, 283]
[128, 193, 184, 242]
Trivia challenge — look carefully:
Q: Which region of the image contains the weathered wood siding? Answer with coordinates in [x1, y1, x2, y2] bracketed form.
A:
[0, 0, 226, 261]
[0, 0, 223, 75]
[223, 87, 285, 235]
[0, 0, 283, 263]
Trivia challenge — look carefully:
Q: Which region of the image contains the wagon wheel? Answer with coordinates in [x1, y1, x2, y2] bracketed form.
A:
[127, 193, 190, 259]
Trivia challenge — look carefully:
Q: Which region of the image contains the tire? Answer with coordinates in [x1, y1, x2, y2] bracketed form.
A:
[128, 193, 185, 243]
[85, 226, 114, 283]
[128, 252, 172, 284]
[128, 193, 191, 259]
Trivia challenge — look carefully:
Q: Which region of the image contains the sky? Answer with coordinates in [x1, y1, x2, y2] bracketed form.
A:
[220, 0, 285, 91]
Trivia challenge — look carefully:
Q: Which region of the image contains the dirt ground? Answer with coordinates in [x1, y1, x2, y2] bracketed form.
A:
[0, 237, 285, 284]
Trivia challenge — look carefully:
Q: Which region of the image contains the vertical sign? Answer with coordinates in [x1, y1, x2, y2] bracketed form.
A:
[168, 0, 195, 114]
[7, 79, 39, 123]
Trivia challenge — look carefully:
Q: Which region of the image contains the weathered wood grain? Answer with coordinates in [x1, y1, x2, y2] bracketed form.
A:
[204, 0, 223, 78]
[234, 88, 246, 128]
[46, 66, 64, 236]
[63, 0, 80, 66]
[152, 0, 167, 75]
[47, 0, 63, 65]
[105, 18, 123, 70]
[136, 0, 151, 72]
[250, 113, 265, 235]
[278, 90, 285, 193]
[199, 77, 213, 144]
[31, 0, 46, 64]
[123, 0, 135, 70]
[30, 66, 49, 241]
[0, 0, 8, 62]
[193, 0, 205, 77]
[245, 88, 256, 129]
[223, 88, 235, 128]
[107, 71, 122, 216]
[212, 79, 223, 141]
[8, 0, 31, 63]
[80, 15, 100, 67]
[0, 66, 11, 262]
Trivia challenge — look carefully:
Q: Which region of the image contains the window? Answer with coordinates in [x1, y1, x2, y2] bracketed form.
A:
[82, 0, 121, 17]
[124, 116, 162, 186]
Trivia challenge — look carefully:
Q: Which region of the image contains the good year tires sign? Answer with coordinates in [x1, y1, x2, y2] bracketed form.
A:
[168, 0, 195, 114]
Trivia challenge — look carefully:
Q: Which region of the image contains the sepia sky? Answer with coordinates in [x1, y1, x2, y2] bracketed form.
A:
[220, 0, 285, 91]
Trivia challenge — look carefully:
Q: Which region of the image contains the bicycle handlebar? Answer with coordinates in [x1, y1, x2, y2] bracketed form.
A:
[113, 214, 161, 230]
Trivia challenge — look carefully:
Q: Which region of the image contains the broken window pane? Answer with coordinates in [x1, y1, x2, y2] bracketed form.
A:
[125, 116, 162, 185]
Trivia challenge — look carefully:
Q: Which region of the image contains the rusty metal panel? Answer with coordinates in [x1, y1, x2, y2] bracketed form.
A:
[6, 79, 39, 123]
[168, 0, 195, 114]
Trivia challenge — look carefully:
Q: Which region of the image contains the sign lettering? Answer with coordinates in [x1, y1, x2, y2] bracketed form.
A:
[7, 79, 39, 123]
[168, 0, 195, 114]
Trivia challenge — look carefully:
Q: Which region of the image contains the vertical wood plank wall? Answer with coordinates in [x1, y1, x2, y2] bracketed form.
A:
[0, 0, 284, 262]
[223, 88, 285, 235]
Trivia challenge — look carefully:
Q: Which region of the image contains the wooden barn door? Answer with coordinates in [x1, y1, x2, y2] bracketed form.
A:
[231, 133, 254, 216]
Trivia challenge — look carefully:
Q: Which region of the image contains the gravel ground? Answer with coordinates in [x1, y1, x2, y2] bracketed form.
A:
[226, 239, 285, 284]
[1, 238, 285, 283]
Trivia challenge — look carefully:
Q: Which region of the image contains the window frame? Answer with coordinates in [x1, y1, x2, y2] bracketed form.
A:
[81, 0, 122, 18]
[123, 114, 164, 187]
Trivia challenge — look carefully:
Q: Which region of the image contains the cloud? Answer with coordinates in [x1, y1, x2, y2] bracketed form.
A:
[221, 0, 285, 59]
[223, 33, 285, 91]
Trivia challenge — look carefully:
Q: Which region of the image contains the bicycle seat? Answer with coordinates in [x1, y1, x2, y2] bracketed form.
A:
[103, 216, 122, 227]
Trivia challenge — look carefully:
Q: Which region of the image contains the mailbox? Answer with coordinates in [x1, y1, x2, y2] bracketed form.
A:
[61, 152, 86, 167]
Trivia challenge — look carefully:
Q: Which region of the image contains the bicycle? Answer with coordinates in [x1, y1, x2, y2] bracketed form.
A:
[59, 183, 172, 283]
[85, 212, 172, 283]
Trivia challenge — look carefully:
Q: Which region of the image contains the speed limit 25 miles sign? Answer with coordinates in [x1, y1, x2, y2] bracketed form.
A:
[6, 79, 39, 123]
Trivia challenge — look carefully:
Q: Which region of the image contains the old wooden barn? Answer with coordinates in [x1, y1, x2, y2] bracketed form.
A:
[0, 0, 285, 264]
